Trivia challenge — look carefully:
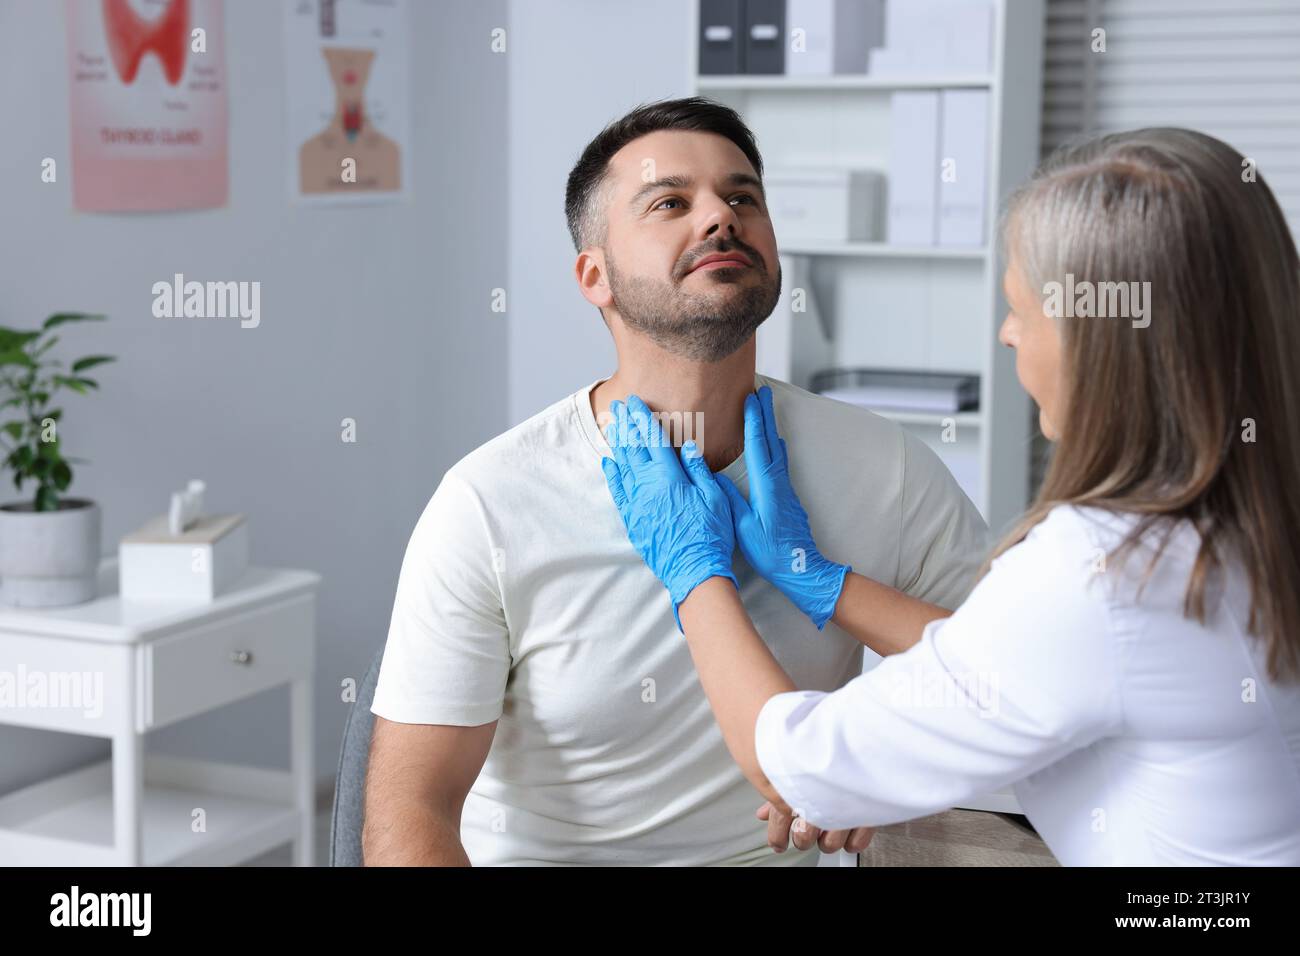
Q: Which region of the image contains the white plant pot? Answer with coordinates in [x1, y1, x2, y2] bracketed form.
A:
[0, 498, 101, 607]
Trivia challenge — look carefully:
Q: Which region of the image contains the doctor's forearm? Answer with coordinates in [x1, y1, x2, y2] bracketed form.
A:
[830, 572, 951, 656]
[678, 576, 797, 812]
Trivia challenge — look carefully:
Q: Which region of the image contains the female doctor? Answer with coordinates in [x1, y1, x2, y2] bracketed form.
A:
[600, 128, 1300, 866]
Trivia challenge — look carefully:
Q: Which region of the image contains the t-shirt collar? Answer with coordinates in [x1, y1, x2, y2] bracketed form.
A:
[573, 374, 768, 484]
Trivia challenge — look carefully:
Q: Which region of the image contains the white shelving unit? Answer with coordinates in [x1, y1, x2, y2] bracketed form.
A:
[689, 0, 1045, 535]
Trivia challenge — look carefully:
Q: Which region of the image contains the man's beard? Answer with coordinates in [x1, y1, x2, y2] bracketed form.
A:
[605, 244, 782, 363]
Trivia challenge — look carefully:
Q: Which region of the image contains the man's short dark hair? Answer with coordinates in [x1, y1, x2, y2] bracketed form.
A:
[564, 96, 765, 253]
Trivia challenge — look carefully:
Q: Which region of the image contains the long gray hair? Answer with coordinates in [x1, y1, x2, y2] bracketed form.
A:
[990, 128, 1300, 683]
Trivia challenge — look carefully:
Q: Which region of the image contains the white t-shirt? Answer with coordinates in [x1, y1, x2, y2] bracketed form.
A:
[371, 373, 989, 865]
[755, 503, 1300, 865]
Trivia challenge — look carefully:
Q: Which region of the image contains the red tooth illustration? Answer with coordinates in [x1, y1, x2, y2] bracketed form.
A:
[102, 0, 190, 86]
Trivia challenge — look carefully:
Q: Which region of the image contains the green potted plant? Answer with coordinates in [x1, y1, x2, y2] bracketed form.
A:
[0, 314, 115, 606]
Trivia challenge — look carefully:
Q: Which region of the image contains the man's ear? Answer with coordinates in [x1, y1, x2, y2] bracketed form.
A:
[575, 248, 614, 310]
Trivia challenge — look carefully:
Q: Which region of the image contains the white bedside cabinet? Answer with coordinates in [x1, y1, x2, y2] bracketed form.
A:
[0, 558, 320, 866]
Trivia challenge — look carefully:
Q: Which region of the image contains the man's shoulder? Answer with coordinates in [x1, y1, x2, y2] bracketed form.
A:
[761, 377, 975, 485]
[445, 383, 595, 489]
[759, 375, 903, 438]
[758, 374, 906, 467]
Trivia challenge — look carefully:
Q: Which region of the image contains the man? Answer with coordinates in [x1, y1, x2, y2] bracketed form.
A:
[364, 97, 989, 866]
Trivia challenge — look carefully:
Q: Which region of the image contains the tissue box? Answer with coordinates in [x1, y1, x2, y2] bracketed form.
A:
[119, 513, 249, 602]
[765, 167, 883, 242]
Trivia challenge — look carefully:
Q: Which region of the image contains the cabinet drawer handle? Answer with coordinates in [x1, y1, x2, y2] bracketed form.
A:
[230, 649, 253, 665]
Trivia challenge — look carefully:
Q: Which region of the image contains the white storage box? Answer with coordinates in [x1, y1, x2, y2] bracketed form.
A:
[887, 91, 941, 244]
[869, 0, 993, 76]
[765, 167, 883, 242]
[119, 513, 249, 603]
[786, 0, 884, 76]
[938, 89, 990, 246]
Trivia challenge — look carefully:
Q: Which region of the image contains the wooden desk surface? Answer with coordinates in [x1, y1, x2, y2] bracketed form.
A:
[860, 809, 1059, 867]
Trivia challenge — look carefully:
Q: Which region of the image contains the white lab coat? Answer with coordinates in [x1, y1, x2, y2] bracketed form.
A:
[754, 504, 1300, 865]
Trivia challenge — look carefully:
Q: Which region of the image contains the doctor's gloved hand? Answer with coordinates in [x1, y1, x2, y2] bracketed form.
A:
[601, 395, 738, 632]
[716, 386, 851, 630]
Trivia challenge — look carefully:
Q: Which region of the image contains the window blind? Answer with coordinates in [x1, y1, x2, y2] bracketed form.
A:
[1041, 0, 1300, 240]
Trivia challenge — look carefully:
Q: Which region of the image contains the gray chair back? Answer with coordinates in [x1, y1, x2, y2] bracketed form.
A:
[329, 648, 384, 866]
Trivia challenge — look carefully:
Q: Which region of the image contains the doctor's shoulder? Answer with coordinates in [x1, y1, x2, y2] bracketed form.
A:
[980, 503, 1193, 609]
[971, 504, 1126, 598]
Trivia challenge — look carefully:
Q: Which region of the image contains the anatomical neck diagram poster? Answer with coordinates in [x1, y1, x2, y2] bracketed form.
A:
[65, 0, 229, 212]
[284, 0, 412, 204]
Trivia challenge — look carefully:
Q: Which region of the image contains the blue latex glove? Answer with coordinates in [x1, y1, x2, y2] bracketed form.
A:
[601, 394, 738, 632]
[716, 386, 850, 630]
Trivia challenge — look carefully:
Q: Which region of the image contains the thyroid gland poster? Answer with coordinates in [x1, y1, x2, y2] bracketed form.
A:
[284, 0, 411, 203]
[65, 0, 229, 212]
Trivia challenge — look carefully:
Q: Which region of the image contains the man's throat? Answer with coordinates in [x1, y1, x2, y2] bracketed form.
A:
[341, 101, 364, 140]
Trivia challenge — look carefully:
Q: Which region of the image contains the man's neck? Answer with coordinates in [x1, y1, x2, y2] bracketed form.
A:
[591, 335, 758, 473]
[331, 97, 363, 137]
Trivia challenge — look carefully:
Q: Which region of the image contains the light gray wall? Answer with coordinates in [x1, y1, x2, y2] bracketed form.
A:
[507, 0, 693, 423]
[0, 0, 508, 797]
